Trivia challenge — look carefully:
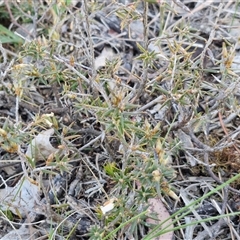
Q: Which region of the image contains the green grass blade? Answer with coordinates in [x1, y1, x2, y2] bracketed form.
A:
[0, 24, 24, 44]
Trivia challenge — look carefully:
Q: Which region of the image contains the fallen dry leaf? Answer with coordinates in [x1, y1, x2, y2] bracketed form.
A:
[0, 226, 38, 240]
[0, 177, 41, 218]
[25, 128, 58, 162]
[147, 197, 173, 240]
[94, 47, 116, 70]
[136, 180, 174, 240]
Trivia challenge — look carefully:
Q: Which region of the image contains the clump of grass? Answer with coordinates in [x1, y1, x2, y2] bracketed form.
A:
[1, 0, 240, 239]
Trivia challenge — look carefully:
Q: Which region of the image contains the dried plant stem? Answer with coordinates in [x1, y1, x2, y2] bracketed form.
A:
[133, 1, 149, 102]
[83, 0, 97, 79]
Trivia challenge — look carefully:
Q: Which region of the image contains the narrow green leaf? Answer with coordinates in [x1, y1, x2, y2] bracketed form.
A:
[0, 24, 24, 44]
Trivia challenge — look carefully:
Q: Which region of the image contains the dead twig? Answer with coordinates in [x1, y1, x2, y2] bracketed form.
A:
[218, 111, 240, 154]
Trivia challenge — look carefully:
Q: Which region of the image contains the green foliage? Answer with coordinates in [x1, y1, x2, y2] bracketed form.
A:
[1, 1, 240, 239]
[0, 120, 23, 153]
[0, 24, 23, 44]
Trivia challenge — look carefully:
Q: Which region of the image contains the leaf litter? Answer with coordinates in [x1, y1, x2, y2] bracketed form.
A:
[1, 0, 240, 239]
